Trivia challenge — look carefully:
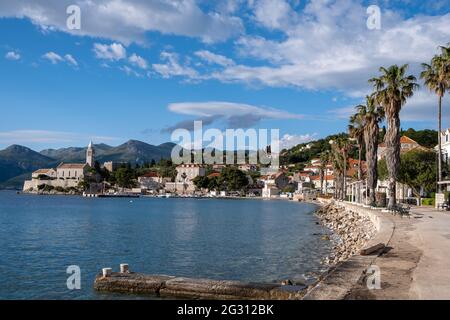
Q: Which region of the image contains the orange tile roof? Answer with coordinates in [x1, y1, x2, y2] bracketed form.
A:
[311, 175, 335, 181]
[208, 172, 221, 178]
[379, 136, 419, 148]
[140, 172, 158, 178]
[400, 136, 418, 144]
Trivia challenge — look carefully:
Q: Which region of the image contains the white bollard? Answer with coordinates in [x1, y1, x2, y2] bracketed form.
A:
[120, 264, 129, 273]
[102, 267, 112, 278]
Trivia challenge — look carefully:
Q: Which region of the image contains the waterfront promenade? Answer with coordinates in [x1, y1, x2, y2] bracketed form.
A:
[341, 206, 450, 300]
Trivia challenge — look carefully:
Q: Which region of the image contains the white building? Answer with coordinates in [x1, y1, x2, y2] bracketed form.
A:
[438, 129, 450, 164]
[175, 164, 206, 183]
[56, 163, 89, 180]
[32, 168, 56, 179]
[138, 172, 162, 191]
[164, 164, 206, 194]
[23, 142, 94, 192]
[261, 172, 289, 198]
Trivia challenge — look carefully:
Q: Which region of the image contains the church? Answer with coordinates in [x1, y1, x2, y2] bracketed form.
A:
[23, 142, 96, 192]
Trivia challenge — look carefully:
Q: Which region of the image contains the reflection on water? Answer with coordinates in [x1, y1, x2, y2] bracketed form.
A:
[0, 191, 332, 299]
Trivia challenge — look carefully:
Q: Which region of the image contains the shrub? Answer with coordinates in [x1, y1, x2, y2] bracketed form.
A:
[421, 198, 435, 206]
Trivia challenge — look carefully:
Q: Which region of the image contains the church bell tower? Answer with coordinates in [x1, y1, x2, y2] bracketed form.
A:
[86, 141, 95, 167]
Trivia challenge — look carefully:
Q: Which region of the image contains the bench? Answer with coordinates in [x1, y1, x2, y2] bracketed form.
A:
[390, 204, 411, 217]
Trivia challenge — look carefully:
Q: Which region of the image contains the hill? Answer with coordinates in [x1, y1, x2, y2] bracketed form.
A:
[0, 145, 57, 186]
[281, 128, 438, 167]
[0, 140, 176, 189]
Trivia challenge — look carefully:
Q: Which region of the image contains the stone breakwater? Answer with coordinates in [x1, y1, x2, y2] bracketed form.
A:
[316, 203, 377, 266]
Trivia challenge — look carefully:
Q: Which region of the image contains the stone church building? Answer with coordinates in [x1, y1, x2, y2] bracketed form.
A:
[23, 141, 95, 192]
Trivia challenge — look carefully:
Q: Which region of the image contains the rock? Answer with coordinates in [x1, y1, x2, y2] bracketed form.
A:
[281, 279, 294, 286]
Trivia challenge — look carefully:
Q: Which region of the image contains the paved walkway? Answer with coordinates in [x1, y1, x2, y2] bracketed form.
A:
[346, 206, 450, 300]
[409, 207, 450, 299]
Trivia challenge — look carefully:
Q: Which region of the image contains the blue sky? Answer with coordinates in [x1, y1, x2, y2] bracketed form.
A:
[1, 0, 450, 151]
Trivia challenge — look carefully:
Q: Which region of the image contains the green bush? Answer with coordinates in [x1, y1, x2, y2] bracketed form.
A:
[421, 198, 435, 206]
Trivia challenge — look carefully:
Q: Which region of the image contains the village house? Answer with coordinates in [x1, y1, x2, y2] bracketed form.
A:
[261, 172, 289, 198]
[437, 129, 450, 165]
[138, 172, 162, 192]
[164, 164, 206, 194]
[377, 136, 429, 161]
[376, 136, 430, 204]
[237, 164, 258, 172]
[310, 175, 335, 194]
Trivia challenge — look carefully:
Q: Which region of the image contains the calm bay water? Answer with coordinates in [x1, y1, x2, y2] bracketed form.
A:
[0, 191, 331, 299]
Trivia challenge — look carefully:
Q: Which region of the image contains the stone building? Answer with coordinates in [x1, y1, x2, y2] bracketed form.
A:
[23, 141, 95, 192]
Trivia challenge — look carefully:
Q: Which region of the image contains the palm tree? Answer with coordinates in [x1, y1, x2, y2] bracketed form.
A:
[370, 65, 419, 209]
[320, 151, 331, 195]
[319, 157, 325, 195]
[330, 137, 352, 200]
[348, 113, 365, 181]
[329, 142, 343, 199]
[421, 45, 450, 188]
[356, 96, 385, 206]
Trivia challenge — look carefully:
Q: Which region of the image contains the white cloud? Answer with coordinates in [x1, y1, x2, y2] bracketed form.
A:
[166, 101, 304, 129]
[195, 50, 234, 66]
[42, 51, 63, 64]
[400, 89, 449, 122]
[64, 54, 78, 66]
[0, 0, 243, 44]
[153, 52, 199, 79]
[328, 87, 448, 126]
[128, 53, 148, 69]
[277, 133, 318, 150]
[168, 101, 303, 119]
[200, 1, 450, 96]
[0, 130, 120, 146]
[119, 65, 142, 78]
[5, 51, 20, 60]
[328, 106, 358, 120]
[93, 43, 127, 61]
[42, 51, 78, 67]
[250, 0, 297, 30]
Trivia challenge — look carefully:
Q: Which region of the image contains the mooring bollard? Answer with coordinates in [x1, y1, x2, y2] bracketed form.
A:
[120, 264, 129, 273]
[102, 268, 112, 278]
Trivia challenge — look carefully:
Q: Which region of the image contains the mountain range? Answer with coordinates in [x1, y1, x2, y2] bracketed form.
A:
[0, 140, 175, 189]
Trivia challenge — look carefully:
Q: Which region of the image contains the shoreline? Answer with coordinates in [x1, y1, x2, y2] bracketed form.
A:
[2, 189, 392, 299]
[303, 201, 395, 300]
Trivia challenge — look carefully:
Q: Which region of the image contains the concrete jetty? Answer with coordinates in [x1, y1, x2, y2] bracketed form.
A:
[94, 268, 306, 300]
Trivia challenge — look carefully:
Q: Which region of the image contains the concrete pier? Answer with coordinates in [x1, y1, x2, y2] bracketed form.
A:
[94, 272, 305, 300]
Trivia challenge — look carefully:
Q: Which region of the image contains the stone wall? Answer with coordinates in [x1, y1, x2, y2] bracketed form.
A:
[303, 200, 395, 300]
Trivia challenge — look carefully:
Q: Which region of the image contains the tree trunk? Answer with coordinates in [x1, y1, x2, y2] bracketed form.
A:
[320, 167, 324, 195]
[385, 104, 401, 209]
[343, 154, 347, 201]
[438, 95, 443, 192]
[365, 121, 379, 206]
[358, 143, 362, 181]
